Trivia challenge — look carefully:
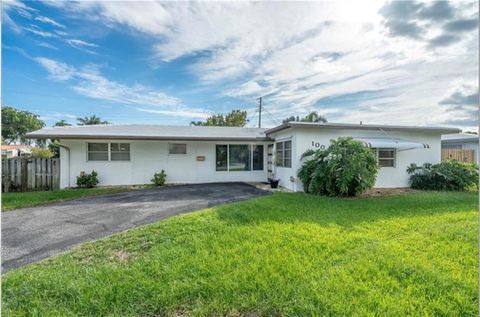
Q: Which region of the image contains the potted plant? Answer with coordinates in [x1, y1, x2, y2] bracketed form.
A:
[269, 177, 280, 188]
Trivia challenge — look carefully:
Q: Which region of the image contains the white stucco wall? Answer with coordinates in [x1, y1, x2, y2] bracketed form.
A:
[269, 128, 442, 191]
[59, 139, 269, 188]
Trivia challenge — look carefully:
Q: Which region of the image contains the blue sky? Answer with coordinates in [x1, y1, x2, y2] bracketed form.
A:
[3, 0, 478, 129]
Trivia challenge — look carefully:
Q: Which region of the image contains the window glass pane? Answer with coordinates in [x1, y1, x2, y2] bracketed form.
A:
[111, 143, 130, 152]
[88, 143, 108, 151]
[169, 143, 187, 154]
[111, 152, 130, 161]
[216, 145, 228, 171]
[378, 149, 394, 159]
[229, 144, 251, 171]
[88, 152, 108, 161]
[284, 158, 292, 168]
[284, 140, 292, 150]
[379, 159, 394, 167]
[252, 145, 264, 170]
[276, 142, 284, 167]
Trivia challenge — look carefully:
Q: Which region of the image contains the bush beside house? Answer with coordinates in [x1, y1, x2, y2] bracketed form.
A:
[298, 137, 378, 197]
[151, 170, 167, 186]
[76, 171, 99, 188]
[407, 160, 479, 191]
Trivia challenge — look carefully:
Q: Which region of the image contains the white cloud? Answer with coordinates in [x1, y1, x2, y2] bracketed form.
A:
[65, 39, 98, 48]
[34, 57, 75, 81]
[35, 16, 66, 28]
[34, 57, 197, 119]
[38, 1, 480, 129]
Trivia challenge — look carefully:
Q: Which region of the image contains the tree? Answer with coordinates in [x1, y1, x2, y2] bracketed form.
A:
[54, 120, 72, 127]
[298, 137, 378, 197]
[283, 111, 327, 124]
[77, 115, 109, 125]
[1, 106, 45, 144]
[190, 110, 247, 127]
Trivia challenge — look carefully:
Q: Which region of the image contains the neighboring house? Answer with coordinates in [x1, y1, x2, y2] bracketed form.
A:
[27, 122, 459, 191]
[1, 144, 33, 158]
[441, 133, 479, 163]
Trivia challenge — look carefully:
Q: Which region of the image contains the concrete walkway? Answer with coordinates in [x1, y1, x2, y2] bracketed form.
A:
[2, 183, 269, 272]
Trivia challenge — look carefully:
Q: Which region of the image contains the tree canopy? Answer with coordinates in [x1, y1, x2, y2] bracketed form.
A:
[77, 115, 109, 125]
[54, 120, 72, 127]
[1, 106, 45, 145]
[283, 111, 327, 124]
[190, 110, 247, 127]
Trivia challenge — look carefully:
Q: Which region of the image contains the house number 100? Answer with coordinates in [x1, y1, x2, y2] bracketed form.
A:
[312, 141, 326, 149]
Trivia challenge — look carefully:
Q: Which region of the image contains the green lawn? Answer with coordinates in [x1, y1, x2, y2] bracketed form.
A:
[2, 191, 478, 316]
[2, 187, 132, 211]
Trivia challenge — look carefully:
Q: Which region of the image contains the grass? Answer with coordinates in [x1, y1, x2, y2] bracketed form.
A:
[2, 187, 132, 211]
[2, 191, 478, 316]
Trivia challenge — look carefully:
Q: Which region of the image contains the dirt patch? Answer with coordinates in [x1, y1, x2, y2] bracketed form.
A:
[110, 250, 130, 262]
[361, 187, 419, 197]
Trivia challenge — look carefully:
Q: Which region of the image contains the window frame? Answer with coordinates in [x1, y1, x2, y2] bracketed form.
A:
[110, 143, 131, 161]
[87, 142, 109, 162]
[215, 144, 264, 172]
[86, 142, 131, 162]
[169, 143, 187, 155]
[375, 148, 396, 168]
[275, 140, 292, 168]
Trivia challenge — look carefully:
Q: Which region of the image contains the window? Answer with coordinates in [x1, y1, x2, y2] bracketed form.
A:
[216, 145, 228, 171]
[215, 144, 264, 172]
[169, 143, 187, 154]
[87, 142, 130, 161]
[376, 148, 395, 167]
[111, 143, 130, 161]
[252, 145, 264, 170]
[87, 143, 108, 161]
[276, 140, 292, 168]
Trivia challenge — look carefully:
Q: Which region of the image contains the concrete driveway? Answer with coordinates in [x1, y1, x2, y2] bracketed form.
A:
[2, 182, 269, 272]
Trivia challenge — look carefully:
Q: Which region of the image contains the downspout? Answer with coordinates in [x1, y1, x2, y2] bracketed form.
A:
[51, 142, 71, 188]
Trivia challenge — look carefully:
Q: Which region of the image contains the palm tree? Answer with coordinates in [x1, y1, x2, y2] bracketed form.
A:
[77, 115, 109, 125]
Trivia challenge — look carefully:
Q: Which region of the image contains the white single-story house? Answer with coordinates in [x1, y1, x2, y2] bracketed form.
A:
[441, 133, 479, 164]
[27, 122, 460, 191]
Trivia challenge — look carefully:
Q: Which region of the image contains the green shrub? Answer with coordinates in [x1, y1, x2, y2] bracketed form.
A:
[298, 137, 378, 197]
[407, 160, 478, 191]
[76, 171, 99, 188]
[31, 148, 55, 158]
[151, 170, 167, 186]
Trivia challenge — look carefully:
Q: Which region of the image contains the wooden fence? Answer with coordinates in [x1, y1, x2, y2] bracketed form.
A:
[441, 149, 476, 163]
[1, 158, 60, 192]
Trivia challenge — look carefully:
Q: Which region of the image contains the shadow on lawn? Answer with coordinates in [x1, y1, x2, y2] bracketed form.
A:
[214, 191, 478, 227]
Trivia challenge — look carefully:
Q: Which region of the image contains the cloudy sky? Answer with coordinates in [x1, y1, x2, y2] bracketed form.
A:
[3, 0, 478, 130]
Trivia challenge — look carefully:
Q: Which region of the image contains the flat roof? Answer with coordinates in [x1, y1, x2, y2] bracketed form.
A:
[441, 133, 478, 143]
[265, 122, 461, 135]
[26, 125, 270, 141]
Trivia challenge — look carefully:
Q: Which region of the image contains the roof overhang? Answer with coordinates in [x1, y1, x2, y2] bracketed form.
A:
[265, 122, 461, 135]
[25, 133, 271, 142]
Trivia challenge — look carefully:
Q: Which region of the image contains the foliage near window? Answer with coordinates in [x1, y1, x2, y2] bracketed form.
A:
[31, 148, 55, 158]
[151, 170, 167, 186]
[407, 160, 479, 191]
[76, 171, 99, 188]
[298, 137, 378, 197]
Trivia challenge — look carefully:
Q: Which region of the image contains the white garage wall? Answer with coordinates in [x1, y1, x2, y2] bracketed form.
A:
[269, 128, 442, 191]
[59, 139, 269, 188]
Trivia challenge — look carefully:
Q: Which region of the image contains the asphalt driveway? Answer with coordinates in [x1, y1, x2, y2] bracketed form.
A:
[2, 182, 269, 272]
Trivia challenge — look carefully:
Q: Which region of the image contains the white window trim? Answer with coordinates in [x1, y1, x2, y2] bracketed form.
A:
[275, 140, 292, 168]
[376, 148, 396, 168]
[168, 143, 187, 155]
[215, 144, 265, 172]
[86, 142, 131, 162]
